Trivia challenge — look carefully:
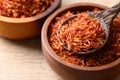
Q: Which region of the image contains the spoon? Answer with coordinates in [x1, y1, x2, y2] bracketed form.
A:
[57, 2, 120, 55]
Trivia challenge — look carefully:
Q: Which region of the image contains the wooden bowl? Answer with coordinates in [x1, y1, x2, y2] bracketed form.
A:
[0, 0, 61, 39]
[42, 2, 120, 80]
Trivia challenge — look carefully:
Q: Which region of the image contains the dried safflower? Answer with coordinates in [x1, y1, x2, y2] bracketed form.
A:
[58, 13, 106, 53]
[0, 0, 54, 18]
[48, 8, 120, 67]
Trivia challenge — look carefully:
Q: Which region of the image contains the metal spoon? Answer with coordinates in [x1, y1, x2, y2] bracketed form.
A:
[57, 2, 120, 55]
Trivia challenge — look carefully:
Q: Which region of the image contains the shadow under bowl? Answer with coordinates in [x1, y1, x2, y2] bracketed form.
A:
[0, 0, 61, 39]
[42, 2, 120, 80]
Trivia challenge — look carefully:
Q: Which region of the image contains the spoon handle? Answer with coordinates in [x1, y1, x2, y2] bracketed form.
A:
[96, 2, 120, 25]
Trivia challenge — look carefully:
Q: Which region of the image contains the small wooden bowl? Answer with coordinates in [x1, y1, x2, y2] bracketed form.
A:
[0, 0, 61, 39]
[42, 2, 120, 80]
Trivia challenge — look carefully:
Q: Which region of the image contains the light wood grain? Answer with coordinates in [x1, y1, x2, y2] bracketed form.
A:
[0, 0, 120, 80]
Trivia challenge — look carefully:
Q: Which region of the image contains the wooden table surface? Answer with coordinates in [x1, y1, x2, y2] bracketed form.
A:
[0, 0, 120, 80]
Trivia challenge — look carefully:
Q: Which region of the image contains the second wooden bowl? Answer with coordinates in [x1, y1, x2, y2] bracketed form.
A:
[0, 0, 61, 39]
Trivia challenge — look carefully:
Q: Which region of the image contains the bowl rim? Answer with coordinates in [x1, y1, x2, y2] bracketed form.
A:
[0, 0, 61, 23]
[42, 2, 120, 71]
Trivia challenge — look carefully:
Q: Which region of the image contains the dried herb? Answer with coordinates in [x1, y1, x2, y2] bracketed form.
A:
[58, 13, 106, 53]
[0, 0, 54, 18]
[48, 9, 120, 67]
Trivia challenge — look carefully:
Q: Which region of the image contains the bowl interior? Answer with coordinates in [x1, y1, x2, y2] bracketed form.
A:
[0, 0, 61, 23]
[42, 2, 120, 71]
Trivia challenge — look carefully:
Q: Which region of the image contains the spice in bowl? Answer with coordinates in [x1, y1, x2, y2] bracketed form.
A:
[48, 9, 120, 67]
[0, 0, 54, 18]
[57, 12, 106, 53]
